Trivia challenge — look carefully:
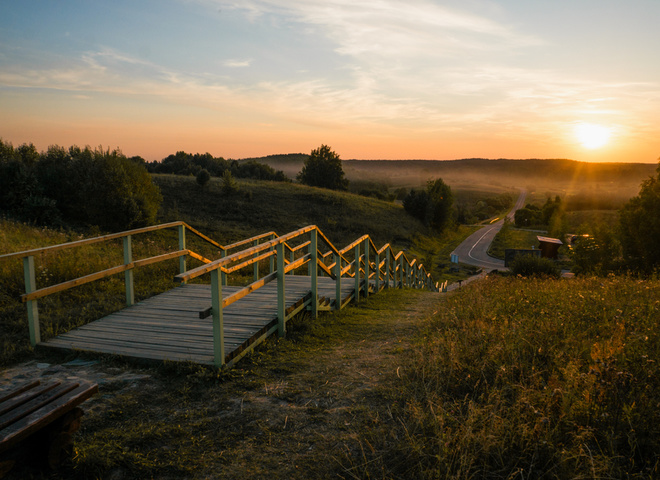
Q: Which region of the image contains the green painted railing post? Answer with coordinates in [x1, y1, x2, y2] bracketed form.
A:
[220, 249, 227, 286]
[334, 253, 342, 310]
[23, 256, 40, 346]
[310, 229, 318, 318]
[385, 249, 391, 289]
[178, 224, 187, 281]
[123, 235, 134, 306]
[253, 239, 259, 282]
[270, 234, 276, 274]
[374, 250, 380, 293]
[277, 242, 286, 337]
[290, 246, 296, 276]
[354, 243, 360, 305]
[210, 269, 225, 367]
[363, 239, 369, 298]
[400, 256, 406, 288]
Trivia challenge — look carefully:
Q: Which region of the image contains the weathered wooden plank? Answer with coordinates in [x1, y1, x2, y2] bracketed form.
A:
[0, 382, 76, 432]
[41, 274, 364, 367]
[0, 381, 41, 405]
[0, 382, 98, 454]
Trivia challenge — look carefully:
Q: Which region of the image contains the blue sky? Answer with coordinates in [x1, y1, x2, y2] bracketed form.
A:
[1, 0, 659, 162]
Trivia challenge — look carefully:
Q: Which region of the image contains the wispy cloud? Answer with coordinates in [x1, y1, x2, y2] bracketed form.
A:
[223, 59, 252, 68]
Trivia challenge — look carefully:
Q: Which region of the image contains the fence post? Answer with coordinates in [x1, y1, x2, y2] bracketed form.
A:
[310, 229, 318, 318]
[277, 242, 286, 337]
[178, 224, 187, 281]
[406, 261, 411, 288]
[211, 250, 223, 286]
[270, 234, 276, 274]
[253, 239, 259, 282]
[211, 269, 225, 367]
[334, 253, 342, 310]
[374, 250, 380, 293]
[400, 256, 406, 288]
[354, 243, 360, 305]
[23, 256, 40, 346]
[384, 249, 390, 288]
[123, 235, 134, 306]
[363, 239, 369, 298]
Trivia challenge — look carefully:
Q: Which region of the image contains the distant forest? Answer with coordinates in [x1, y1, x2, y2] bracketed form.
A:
[146, 151, 289, 182]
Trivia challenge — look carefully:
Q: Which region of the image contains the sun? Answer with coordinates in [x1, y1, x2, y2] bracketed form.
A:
[574, 123, 611, 149]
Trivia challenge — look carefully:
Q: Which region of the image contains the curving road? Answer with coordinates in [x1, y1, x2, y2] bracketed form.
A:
[450, 189, 527, 271]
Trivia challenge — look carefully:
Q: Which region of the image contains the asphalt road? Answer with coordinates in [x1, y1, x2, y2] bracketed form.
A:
[450, 189, 527, 271]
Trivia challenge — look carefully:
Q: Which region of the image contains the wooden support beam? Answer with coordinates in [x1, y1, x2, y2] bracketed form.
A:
[277, 242, 286, 337]
[354, 243, 360, 305]
[310, 229, 318, 318]
[123, 235, 134, 307]
[210, 269, 224, 367]
[178, 224, 187, 281]
[363, 238, 369, 299]
[23, 256, 40, 346]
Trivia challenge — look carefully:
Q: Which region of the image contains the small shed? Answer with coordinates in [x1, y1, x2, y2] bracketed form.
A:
[537, 236, 563, 259]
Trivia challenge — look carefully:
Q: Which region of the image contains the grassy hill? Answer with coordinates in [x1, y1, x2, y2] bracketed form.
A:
[243, 155, 654, 200]
[153, 174, 425, 249]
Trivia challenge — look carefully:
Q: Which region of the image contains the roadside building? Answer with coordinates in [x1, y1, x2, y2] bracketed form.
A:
[537, 236, 563, 259]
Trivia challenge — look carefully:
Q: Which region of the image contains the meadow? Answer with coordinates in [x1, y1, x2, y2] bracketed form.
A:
[2, 162, 658, 479]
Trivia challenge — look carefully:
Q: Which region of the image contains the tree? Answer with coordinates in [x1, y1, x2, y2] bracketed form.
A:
[297, 145, 348, 190]
[619, 161, 660, 273]
[402, 178, 453, 232]
[196, 169, 211, 187]
[221, 170, 239, 196]
[425, 178, 453, 231]
[402, 189, 429, 222]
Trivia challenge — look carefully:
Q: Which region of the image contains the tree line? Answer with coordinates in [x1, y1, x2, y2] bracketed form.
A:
[145, 151, 288, 182]
[0, 141, 161, 231]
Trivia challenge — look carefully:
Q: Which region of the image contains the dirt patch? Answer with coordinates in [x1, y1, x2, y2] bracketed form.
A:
[2, 289, 442, 479]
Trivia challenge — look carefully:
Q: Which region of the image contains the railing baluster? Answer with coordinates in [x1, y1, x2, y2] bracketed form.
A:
[385, 248, 391, 289]
[277, 242, 286, 337]
[270, 233, 276, 274]
[123, 235, 134, 306]
[375, 250, 380, 293]
[23, 255, 40, 346]
[211, 269, 225, 366]
[334, 253, 342, 310]
[221, 249, 227, 286]
[253, 239, 259, 282]
[310, 229, 318, 318]
[363, 238, 369, 298]
[354, 243, 360, 304]
[178, 224, 187, 281]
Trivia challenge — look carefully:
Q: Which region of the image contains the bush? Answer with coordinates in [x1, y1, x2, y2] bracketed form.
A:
[0, 140, 162, 231]
[510, 254, 561, 278]
[297, 145, 348, 191]
[196, 169, 211, 187]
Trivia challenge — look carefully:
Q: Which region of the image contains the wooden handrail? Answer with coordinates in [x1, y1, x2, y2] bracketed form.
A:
[21, 249, 189, 302]
[0, 221, 186, 261]
[174, 225, 317, 283]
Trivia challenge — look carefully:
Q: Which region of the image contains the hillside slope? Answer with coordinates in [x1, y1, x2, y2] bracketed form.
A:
[154, 174, 425, 249]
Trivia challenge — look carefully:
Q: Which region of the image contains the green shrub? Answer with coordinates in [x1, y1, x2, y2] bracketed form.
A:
[196, 169, 211, 187]
[510, 253, 561, 278]
[0, 141, 162, 231]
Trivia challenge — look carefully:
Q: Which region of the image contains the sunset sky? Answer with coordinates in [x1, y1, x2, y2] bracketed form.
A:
[1, 0, 659, 163]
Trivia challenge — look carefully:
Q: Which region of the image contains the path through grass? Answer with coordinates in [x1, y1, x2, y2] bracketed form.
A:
[5, 288, 440, 479]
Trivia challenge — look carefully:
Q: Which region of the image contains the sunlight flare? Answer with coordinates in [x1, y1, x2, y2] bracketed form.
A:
[574, 123, 611, 149]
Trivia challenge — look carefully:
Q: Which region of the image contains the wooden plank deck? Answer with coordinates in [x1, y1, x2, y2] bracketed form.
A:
[39, 276, 362, 365]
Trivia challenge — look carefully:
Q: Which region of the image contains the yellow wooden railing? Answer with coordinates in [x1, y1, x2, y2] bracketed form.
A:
[1, 222, 439, 366]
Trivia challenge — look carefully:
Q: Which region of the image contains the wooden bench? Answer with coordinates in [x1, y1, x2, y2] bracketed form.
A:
[0, 379, 98, 477]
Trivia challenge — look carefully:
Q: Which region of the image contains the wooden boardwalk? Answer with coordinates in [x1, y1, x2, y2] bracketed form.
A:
[40, 276, 360, 365]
